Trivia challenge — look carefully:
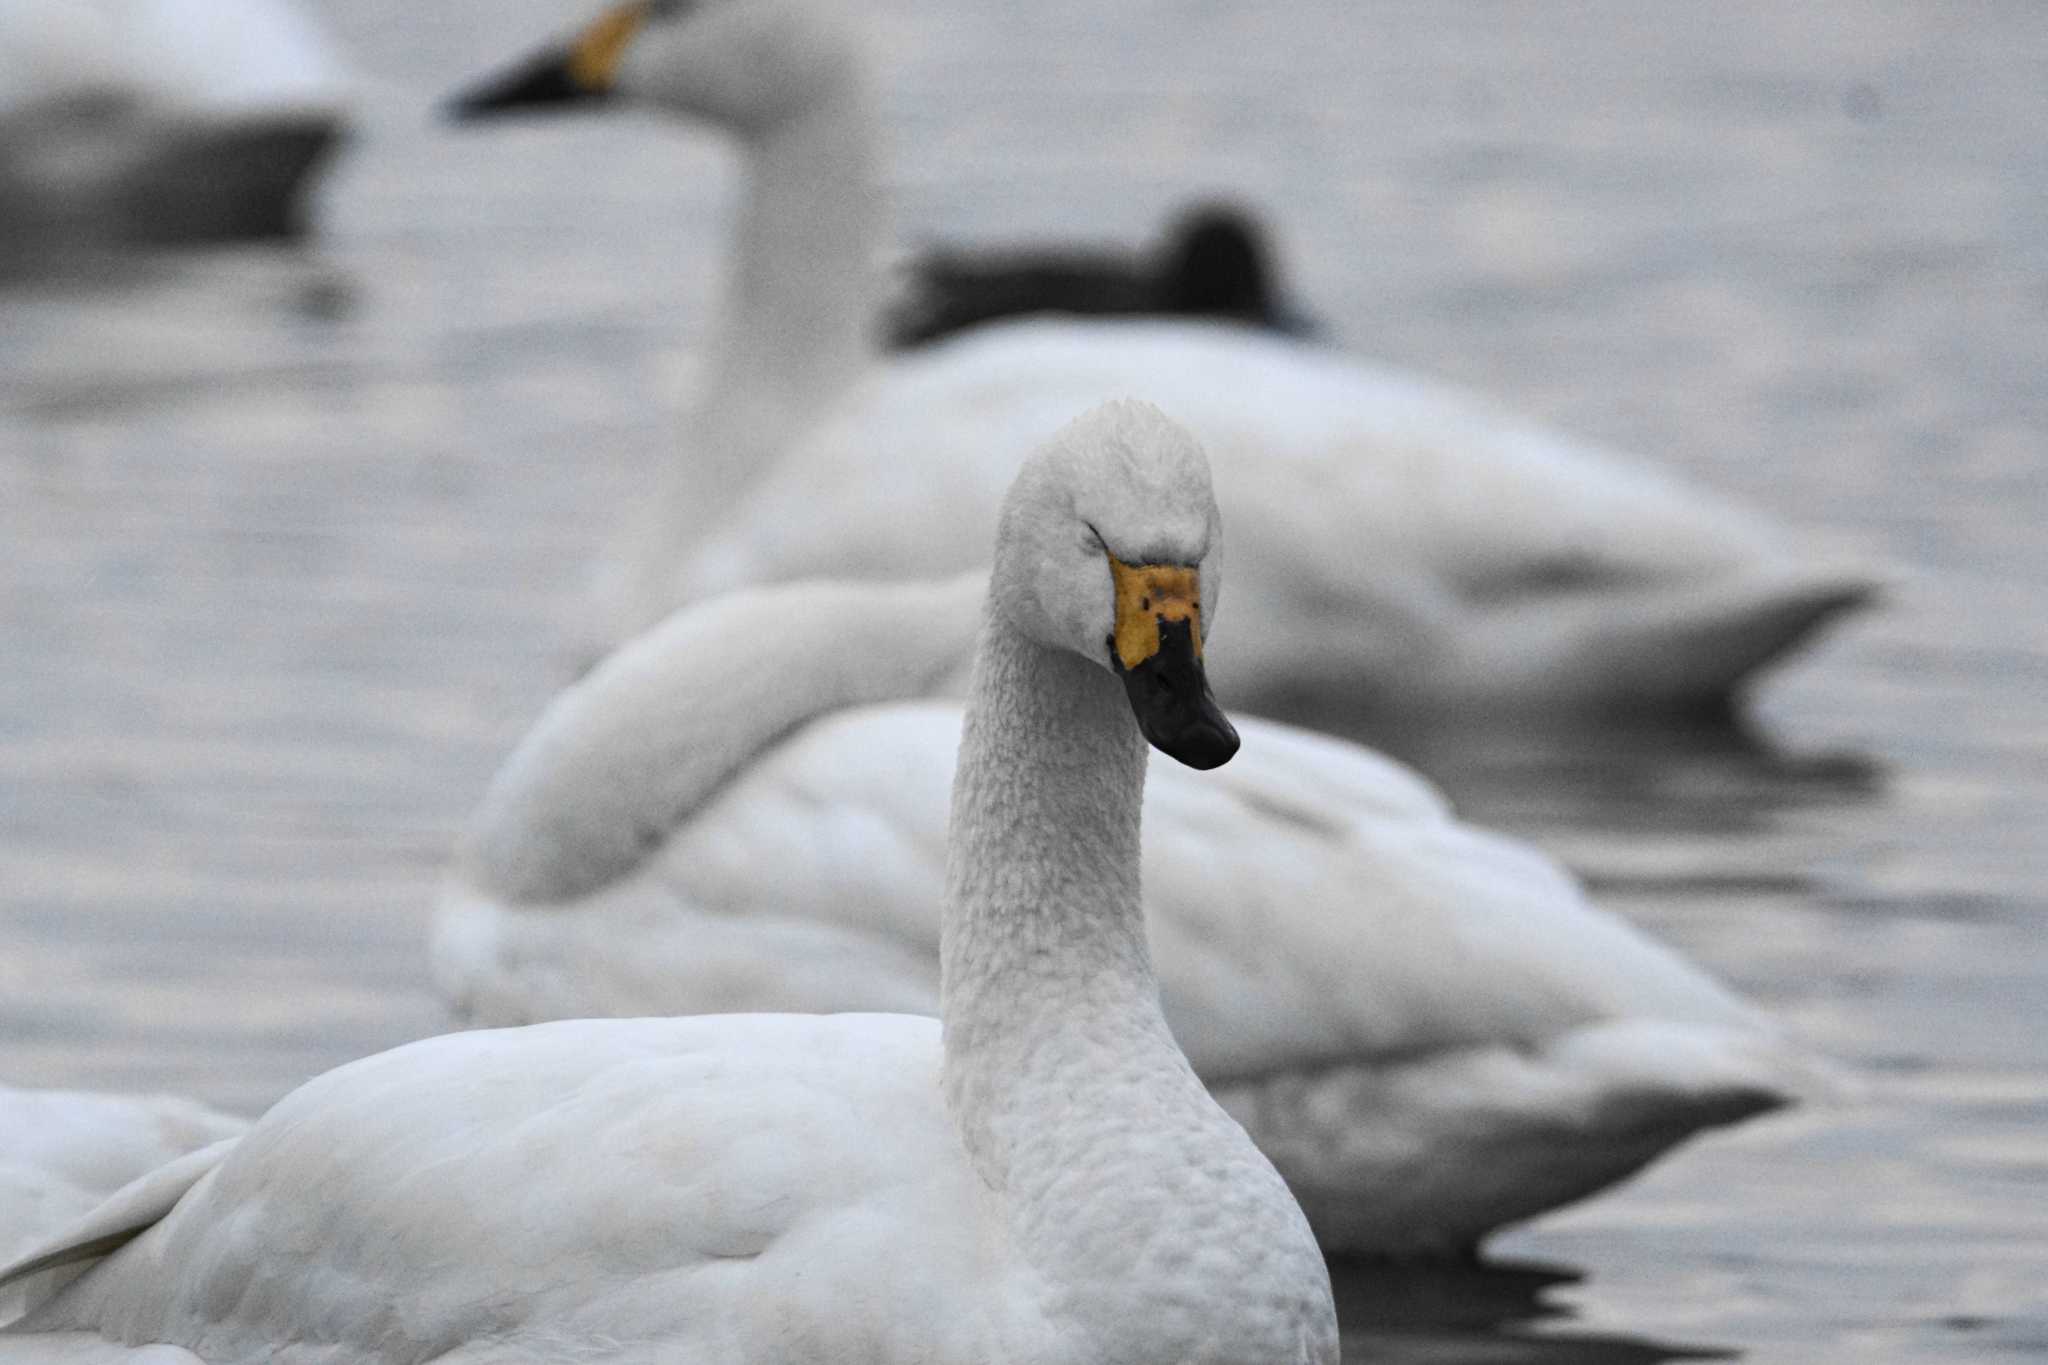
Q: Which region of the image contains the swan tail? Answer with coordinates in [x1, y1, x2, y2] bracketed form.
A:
[1214, 1019, 1831, 1256]
[1, 1140, 233, 1328]
[1472, 565, 1877, 710]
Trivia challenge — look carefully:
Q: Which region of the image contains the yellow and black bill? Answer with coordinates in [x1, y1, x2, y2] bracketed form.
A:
[1107, 556, 1238, 771]
[447, 5, 648, 121]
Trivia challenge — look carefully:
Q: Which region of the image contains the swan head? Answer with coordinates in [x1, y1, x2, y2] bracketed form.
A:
[997, 400, 1238, 771]
[448, 0, 863, 135]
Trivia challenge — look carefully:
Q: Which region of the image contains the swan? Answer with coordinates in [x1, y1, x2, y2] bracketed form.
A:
[0, 0, 349, 246]
[448, 0, 1873, 712]
[432, 577, 1824, 1257]
[0, 402, 1339, 1365]
[886, 200, 1319, 347]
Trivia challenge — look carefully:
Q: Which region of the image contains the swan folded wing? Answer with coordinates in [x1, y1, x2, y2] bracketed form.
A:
[13, 1017, 990, 1359]
[688, 323, 1870, 709]
[0, 1088, 246, 1264]
[1137, 724, 1768, 1081]
[116, 0, 352, 116]
[0, 1, 351, 120]
[0, 1139, 235, 1327]
[668, 703, 958, 955]
[726, 323, 1801, 597]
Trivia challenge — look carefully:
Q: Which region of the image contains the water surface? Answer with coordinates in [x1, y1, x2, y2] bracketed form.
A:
[2, 3, 2044, 1360]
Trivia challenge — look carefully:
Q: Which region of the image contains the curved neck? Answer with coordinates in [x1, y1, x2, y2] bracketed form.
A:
[937, 602, 1335, 1358]
[468, 574, 979, 905]
[628, 75, 885, 620]
[939, 605, 1224, 1222]
[711, 80, 884, 419]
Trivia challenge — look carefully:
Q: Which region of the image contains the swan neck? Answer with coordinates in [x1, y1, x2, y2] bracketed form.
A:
[934, 605, 1333, 1359]
[710, 77, 883, 440]
[608, 74, 885, 635]
[939, 607, 1182, 1173]
[467, 575, 982, 907]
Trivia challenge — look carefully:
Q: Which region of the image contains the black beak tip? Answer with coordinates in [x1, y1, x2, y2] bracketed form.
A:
[442, 51, 595, 124]
[443, 89, 495, 123]
[1155, 716, 1228, 769]
[1113, 615, 1238, 771]
[1145, 707, 1240, 771]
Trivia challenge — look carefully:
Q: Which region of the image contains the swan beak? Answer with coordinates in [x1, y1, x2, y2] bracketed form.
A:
[446, 3, 648, 120]
[1108, 558, 1239, 770]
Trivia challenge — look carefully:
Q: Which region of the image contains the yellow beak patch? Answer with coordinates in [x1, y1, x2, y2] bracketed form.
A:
[568, 2, 649, 91]
[1110, 557, 1203, 671]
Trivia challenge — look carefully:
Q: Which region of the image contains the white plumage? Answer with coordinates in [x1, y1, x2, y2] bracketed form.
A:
[0, 402, 1340, 1364]
[0, 0, 349, 244]
[455, 0, 1873, 711]
[0, 1087, 243, 1266]
[435, 562, 1823, 1253]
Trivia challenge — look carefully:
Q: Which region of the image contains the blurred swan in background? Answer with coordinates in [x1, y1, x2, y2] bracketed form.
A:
[0, 403, 1340, 1365]
[0, 0, 349, 247]
[450, 0, 1873, 715]
[885, 199, 1321, 348]
[434, 568, 1826, 1255]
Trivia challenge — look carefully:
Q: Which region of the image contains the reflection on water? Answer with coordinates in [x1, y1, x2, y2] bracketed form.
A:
[1376, 718, 1892, 914]
[3, 1, 2047, 1361]
[1332, 1257, 1733, 1363]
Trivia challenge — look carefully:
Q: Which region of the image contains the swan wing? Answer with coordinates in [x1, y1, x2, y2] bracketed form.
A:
[0, 1088, 244, 1267]
[444, 688, 1770, 1073]
[1, 1139, 234, 1327]
[689, 322, 1870, 704]
[1137, 714, 1768, 1074]
[13, 1017, 1016, 1362]
[435, 584, 975, 1023]
[0, 0, 348, 119]
[721, 322, 1782, 587]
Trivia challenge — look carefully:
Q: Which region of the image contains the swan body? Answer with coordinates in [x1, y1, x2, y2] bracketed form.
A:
[452, 0, 1872, 709]
[0, 403, 1338, 1364]
[684, 321, 1870, 712]
[435, 566, 1818, 1254]
[0, 0, 348, 245]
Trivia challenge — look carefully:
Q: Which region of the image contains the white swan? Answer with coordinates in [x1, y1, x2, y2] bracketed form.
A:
[0, 0, 349, 245]
[449, 0, 1872, 712]
[0, 402, 1338, 1365]
[433, 576, 1823, 1256]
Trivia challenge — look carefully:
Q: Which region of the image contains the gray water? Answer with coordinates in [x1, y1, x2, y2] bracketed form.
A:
[3, 2, 2045, 1360]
